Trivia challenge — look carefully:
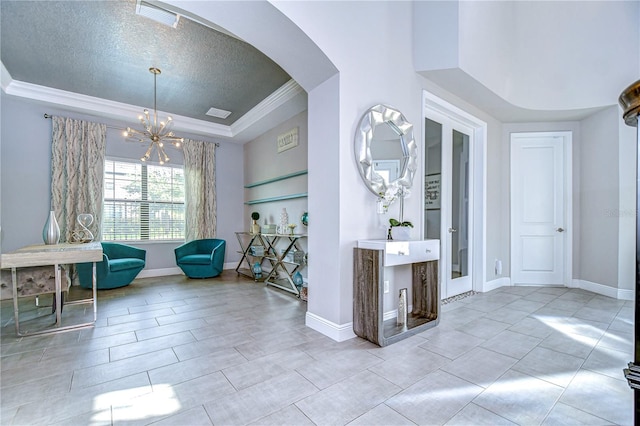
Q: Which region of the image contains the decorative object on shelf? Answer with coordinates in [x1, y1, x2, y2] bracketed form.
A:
[287, 223, 297, 235]
[249, 245, 264, 256]
[42, 210, 60, 245]
[250, 212, 261, 235]
[71, 213, 94, 243]
[301, 211, 309, 227]
[279, 208, 289, 234]
[397, 288, 408, 327]
[123, 67, 183, 165]
[388, 218, 413, 241]
[293, 271, 304, 289]
[261, 224, 277, 234]
[252, 261, 262, 280]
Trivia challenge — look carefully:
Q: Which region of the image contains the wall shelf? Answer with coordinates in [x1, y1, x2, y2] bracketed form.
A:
[244, 170, 308, 188]
[245, 192, 308, 205]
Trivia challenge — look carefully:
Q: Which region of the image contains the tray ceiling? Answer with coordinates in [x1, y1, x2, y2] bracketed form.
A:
[1, 0, 299, 138]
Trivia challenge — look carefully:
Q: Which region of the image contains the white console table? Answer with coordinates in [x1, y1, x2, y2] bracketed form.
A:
[1, 242, 102, 336]
[353, 239, 440, 346]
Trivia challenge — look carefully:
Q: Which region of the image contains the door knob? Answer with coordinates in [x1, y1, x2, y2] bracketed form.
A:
[556, 227, 565, 233]
[448, 228, 457, 233]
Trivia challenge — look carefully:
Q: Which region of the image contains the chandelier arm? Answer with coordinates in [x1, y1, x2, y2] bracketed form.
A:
[125, 67, 182, 164]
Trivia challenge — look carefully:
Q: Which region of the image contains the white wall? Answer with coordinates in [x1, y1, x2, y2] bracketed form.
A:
[0, 94, 245, 272]
[271, 1, 428, 331]
[416, 1, 639, 112]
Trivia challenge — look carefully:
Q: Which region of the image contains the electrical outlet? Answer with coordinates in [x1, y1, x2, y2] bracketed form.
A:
[384, 280, 390, 293]
[495, 259, 502, 276]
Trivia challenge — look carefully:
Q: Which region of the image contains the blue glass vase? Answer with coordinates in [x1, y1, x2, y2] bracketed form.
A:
[293, 271, 304, 289]
[252, 262, 262, 280]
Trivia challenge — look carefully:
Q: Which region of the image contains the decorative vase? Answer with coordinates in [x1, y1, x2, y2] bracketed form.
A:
[42, 210, 60, 245]
[293, 271, 304, 289]
[398, 288, 408, 327]
[251, 220, 261, 235]
[391, 226, 411, 241]
[252, 261, 262, 280]
[301, 211, 309, 227]
[279, 208, 289, 234]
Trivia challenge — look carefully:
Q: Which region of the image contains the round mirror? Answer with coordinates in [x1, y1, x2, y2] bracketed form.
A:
[354, 104, 417, 201]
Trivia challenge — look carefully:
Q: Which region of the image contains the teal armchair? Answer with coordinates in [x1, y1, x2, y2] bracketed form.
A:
[77, 242, 146, 289]
[175, 239, 226, 278]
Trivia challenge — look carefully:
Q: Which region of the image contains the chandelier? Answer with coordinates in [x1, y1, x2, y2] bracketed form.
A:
[124, 67, 183, 164]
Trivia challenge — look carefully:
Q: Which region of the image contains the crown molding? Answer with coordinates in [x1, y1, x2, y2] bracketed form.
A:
[1, 62, 306, 143]
[2, 76, 233, 138]
[231, 79, 306, 136]
[1, 62, 12, 93]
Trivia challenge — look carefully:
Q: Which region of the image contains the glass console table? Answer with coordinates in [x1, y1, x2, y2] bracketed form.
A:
[235, 232, 307, 296]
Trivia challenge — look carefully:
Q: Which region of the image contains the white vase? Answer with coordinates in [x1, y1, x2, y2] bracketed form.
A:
[391, 226, 411, 241]
[42, 210, 60, 245]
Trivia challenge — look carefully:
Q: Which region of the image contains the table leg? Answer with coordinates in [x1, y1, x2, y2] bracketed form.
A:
[11, 268, 20, 335]
[92, 261, 97, 321]
[55, 264, 62, 326]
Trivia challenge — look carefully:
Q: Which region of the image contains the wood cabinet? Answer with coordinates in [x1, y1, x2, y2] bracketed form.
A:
[353, 240, 439, 346]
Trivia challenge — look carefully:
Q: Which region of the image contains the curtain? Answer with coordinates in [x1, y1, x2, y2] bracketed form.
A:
[51, 116, 106, 243]
[183, 138, 217, 241]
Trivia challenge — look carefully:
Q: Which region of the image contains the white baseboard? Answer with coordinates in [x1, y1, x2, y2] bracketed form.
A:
[137, 267, 183, 279]
[482, 277, 510, 293]
[138, 262, 236, 279]
[574, 279, 634, 300]
[305, 311, 356, 342]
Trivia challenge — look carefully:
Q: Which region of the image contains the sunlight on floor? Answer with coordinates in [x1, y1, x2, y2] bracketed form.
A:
[94, 384, 181, 421]
[532, 314, 623, 346]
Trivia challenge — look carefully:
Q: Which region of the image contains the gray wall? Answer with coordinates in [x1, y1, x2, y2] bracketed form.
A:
[579, 106, 621, 288]
[243, 110, 308, 227]
[241, 110, 308, 276]
[0, 94, 245, 271]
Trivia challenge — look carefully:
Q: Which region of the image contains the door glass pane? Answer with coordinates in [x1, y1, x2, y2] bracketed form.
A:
[424, 118, 442, 240]
[451, 130, 469, 279]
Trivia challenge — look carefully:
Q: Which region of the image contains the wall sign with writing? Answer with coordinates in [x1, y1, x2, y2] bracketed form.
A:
[425, 174, 441, 209]
[277, 127, 299, 153]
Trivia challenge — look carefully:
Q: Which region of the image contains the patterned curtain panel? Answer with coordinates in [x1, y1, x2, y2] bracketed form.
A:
[183, 139, 217, 241]
[51, 116, 106, 243]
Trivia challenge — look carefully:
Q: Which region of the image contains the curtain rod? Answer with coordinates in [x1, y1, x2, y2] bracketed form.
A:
[43, 113, 220, 147]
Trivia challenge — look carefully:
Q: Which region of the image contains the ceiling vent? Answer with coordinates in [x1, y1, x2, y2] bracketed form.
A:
[206, 107, 232, 119]
[136, 1, 180, 28]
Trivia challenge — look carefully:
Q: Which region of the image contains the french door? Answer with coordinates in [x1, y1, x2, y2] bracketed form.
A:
[424, 111, 474, 299]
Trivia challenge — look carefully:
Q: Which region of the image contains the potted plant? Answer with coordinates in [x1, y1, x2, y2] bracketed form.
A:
[388, 218, 413, 241]
[250, 211, 261, 234]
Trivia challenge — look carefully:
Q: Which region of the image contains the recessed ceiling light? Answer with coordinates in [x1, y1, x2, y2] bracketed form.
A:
[136, 0, 180, 28]
[206, 107, 232, 119]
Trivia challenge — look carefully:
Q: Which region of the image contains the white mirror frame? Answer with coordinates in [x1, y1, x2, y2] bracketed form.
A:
[354, 104, 417, 203]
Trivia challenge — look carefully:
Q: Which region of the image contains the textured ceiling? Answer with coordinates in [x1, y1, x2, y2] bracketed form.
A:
[0, 0, 292, 126]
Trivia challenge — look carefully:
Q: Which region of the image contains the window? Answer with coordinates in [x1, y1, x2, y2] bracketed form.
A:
[103, 159, 185, 241]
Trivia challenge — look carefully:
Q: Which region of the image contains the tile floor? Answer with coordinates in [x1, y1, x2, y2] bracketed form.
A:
[0, 270, 634, 425]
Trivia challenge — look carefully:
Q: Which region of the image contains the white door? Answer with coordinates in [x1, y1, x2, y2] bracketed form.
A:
[511, 132, 570, 286]
[424, 112, 474, 299]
